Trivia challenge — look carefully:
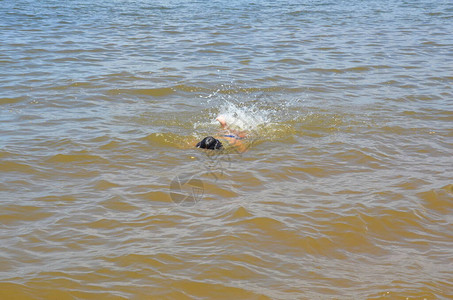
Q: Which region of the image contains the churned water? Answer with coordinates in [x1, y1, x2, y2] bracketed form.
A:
[1, 0, 452, 299]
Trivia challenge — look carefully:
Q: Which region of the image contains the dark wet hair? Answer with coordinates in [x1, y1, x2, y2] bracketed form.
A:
[196, 136, 223, 150]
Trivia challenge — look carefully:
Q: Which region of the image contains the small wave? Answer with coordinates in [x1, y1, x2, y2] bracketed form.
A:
[214, 86, 304, 95]
[220, 206, 254, 221]
[267, 58, 309, 65]
[109, 84, 303, 100]
[46, 152, 109, 164]
[418, 184, 453, 213]
[0, 96, 27, 105]
[46, 81, 99, 91]
[99, 195, 138, 211]
[0, 204, 54, 225]
[226, 216, 285, 229]
[0, 161, 38, 174]
[308, 65, 391, 74]
[0, 283, 32, 299]
[141, 132, 196, 149]
[332, 148, 388, 169]
[108, 87, 174, 97]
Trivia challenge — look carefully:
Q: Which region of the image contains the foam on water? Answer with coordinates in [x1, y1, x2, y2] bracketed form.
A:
[193, 91, 303, 143]
[216, 101, 271, 131]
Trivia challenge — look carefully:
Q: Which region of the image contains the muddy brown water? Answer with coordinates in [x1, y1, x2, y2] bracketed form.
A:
[1, 0, 452, 299]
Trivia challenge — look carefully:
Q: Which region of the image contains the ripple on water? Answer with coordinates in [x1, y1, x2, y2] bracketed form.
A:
[418, 184, 453, 215]
[1, 0, 452, 298]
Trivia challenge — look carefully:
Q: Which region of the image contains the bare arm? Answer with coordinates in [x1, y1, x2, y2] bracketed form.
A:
[216, 116, 247, 138]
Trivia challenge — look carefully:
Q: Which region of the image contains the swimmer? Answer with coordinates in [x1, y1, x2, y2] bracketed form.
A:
[196, 115, 248, 152]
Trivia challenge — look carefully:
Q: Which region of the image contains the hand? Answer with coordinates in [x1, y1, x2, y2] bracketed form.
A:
[216, 115, 227, 128]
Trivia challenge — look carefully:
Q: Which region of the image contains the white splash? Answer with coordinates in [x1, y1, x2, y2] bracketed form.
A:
[215, 101, 271, 132]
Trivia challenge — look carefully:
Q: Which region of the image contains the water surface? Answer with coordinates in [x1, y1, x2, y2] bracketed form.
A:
[1, 0, 452, 299]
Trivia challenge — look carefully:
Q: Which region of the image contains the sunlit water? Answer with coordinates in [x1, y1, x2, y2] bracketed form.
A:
[1, 0, 452, 299]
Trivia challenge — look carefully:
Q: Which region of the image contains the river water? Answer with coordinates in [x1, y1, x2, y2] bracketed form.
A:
[1, 0, 452, 299]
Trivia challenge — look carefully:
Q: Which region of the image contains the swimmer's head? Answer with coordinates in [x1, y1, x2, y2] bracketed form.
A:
[196, 136, 223, 150]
